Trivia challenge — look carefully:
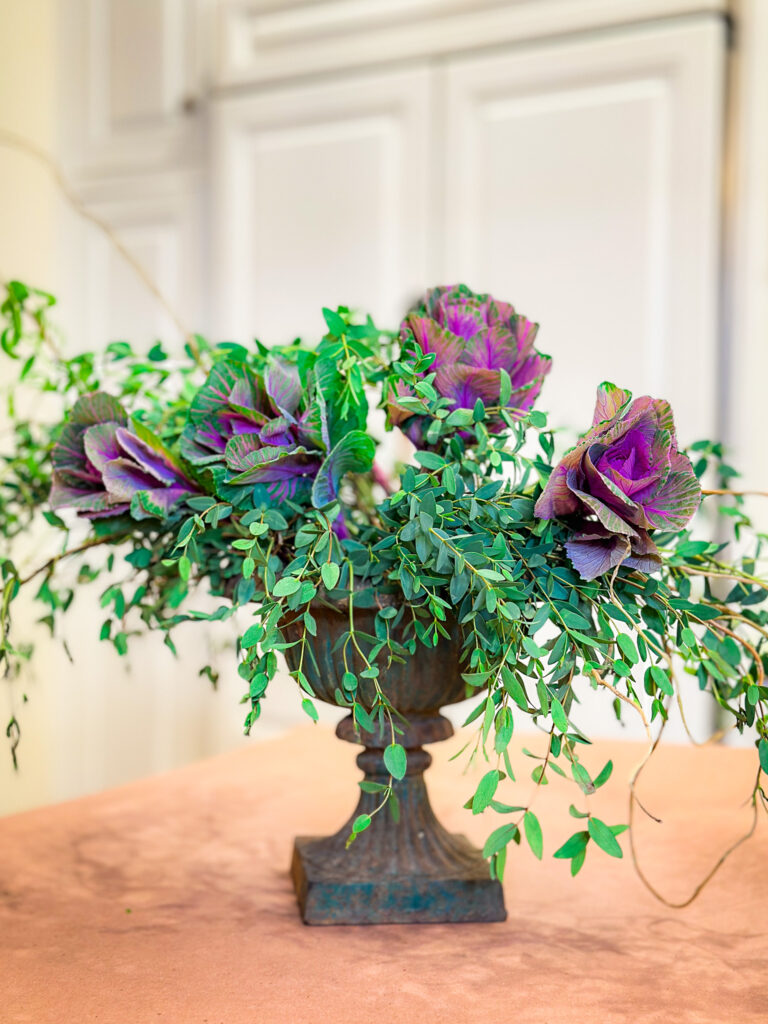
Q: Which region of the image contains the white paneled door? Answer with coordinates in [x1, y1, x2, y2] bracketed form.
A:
[441, 19, 725, 444]
[211, 66, 432, 345]
[442, 18, 725, 741]
[59, 0, 206, 176]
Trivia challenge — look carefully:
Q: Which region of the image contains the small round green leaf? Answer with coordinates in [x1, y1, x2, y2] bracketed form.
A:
[383, 743, 407, 780]
[301, 697, 319, 722]
[241, 624, 263, 648]
[321, 562, 340, 591]
[273, 576, 301, 597]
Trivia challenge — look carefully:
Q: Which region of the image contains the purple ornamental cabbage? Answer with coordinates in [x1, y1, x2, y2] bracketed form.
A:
[50, 393, 198, 520]
[386, 284, 551, 440]
[534, 382, 702, 581]
[181, 359, 325, 503]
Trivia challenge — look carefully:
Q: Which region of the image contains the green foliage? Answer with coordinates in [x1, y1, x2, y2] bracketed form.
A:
[1, 280, 767, 896]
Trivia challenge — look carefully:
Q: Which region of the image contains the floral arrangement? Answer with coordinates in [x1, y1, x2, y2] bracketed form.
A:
[2, 280, 767, 892]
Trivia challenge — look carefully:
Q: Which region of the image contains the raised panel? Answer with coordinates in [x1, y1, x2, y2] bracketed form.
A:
[441, 20, 725, 741]
[75, 177, 204, 348]
[211, 67, 431, 343]
[215, 0, 726, 87]
[442, 20, 724, 441]
[59, 0, 204, 176]
[106, 0, 179, 127]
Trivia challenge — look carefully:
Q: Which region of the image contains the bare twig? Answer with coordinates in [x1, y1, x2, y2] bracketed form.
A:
[589, 668, 651, 739]
[18, 535, 120, 586]
[703, 488, 768, 498]
[0, 128, 190, 340]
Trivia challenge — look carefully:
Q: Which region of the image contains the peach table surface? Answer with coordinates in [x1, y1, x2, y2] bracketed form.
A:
[1, 724, 766, 1024]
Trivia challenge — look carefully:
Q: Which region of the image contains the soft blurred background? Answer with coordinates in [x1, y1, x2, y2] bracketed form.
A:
[1, 0, 767, 814]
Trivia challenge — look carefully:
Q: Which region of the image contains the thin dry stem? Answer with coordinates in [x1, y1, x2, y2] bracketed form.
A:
[0, 129, 190, 340]
[590, 668, 651, 739]
[703, 488, 768, 498]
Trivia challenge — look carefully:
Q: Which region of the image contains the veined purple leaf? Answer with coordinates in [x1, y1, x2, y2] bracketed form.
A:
[566, 468, 639, 537]
[70, 392, 127, 427]
[49, 476, 126, 516]
[190, 362, 261, 424]
[624, 529, 662, 574]
[266, 359, 302, 417]
[83, 423, 123, 473]
[565, 522, 661, 581]
[260, 416, 295, 447]
[179, 424, 228, 466]
[406, 315, 464, 370]
[121, 421, 190, 482]
[225, 440, 320, 487]
[566, 529, 632, 581]
[217, 409, 268, 438]
[510, 314, 539, 358]
[228, 375, 268, 422]
[650, 396, 677, 441]
[85, 504, 132, 520]
[101, 458, 163, 500]
[565, 532, 630, 581]
[642, 451, 702, 529]
[130, 485, 192, 520]
[225, 433, 268, 473]
[487, 297, 516, 325]
[436, 302, 485, 341]
[296, 402, 325, 451]
[312, 430, 376, 508]
[461, 324, 518, 372]
[591, 382, 632, 427]
[534, 464, 574, 519]
[435, 364, 500, 409]
[264, 476, 315, 503]
[51, 422, 101, 486]
[510, 352, 551, 391]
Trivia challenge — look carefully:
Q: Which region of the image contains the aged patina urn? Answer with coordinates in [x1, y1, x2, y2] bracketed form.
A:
[281, 598, 507, 926]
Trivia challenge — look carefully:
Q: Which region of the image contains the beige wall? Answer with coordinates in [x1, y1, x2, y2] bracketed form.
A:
[0, 0, 58, 286]
[0, 0, 60, 813]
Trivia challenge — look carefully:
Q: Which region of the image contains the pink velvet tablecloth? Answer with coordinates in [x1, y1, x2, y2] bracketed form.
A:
[1, 725, 766, 1023]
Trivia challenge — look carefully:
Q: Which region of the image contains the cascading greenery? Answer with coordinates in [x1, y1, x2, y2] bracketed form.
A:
[1, 279, 766, 891]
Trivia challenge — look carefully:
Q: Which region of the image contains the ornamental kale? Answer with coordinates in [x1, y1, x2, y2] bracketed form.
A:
[50, 392, 199, 520]
[534, 382, 702, 580]
[386, 283, 551, 443]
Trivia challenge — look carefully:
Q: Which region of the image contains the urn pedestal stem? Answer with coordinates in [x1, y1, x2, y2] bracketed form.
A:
[291, 711, 507, 925]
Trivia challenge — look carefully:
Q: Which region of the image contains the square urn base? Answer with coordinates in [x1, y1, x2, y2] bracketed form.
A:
[291, 835, 507, 926]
